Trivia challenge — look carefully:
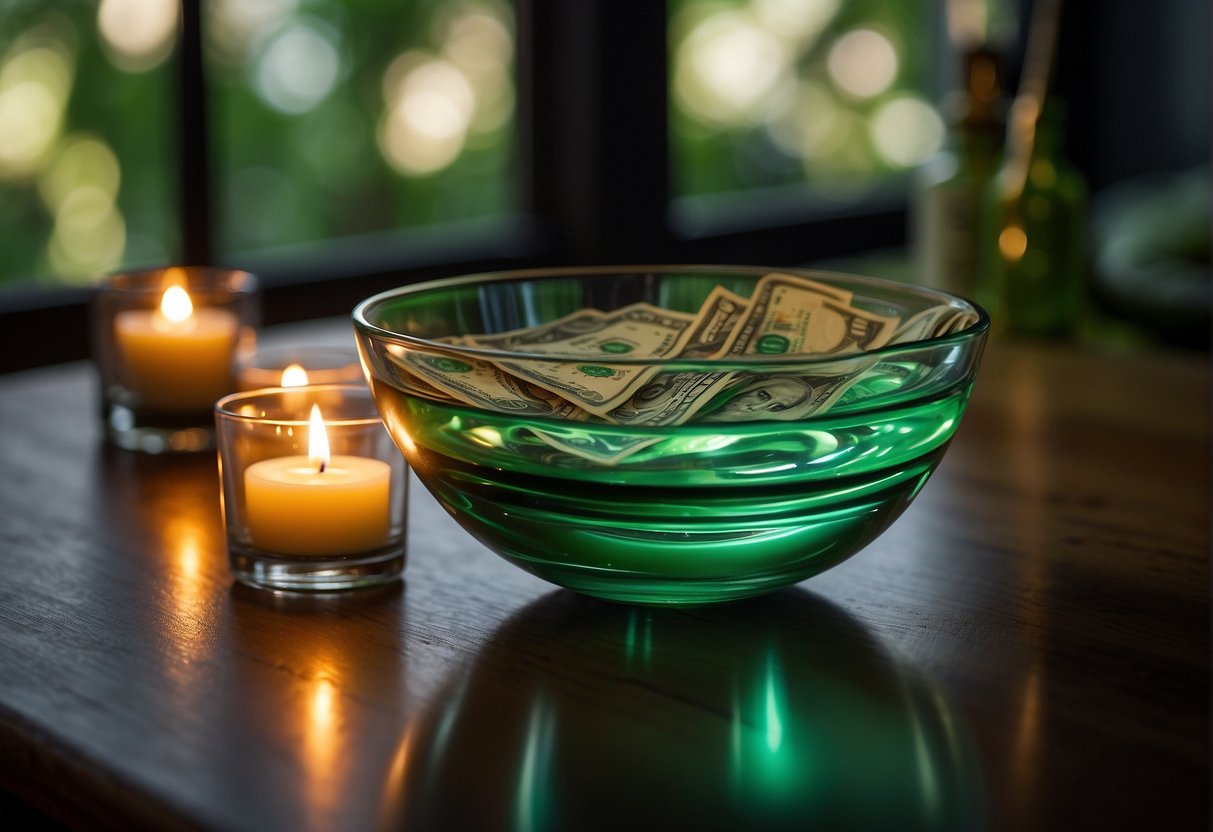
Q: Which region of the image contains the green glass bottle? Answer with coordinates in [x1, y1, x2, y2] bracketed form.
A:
[979, 97, 1087, 336]
[913, 47, 1006, 300]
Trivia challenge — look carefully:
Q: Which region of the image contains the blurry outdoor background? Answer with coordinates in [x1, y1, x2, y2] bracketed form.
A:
[0, 0, 1207, 359]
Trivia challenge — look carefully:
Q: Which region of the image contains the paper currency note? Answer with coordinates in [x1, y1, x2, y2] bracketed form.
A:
[940, 310, 979, 335]
[472, 303, 700, 416]
[889, 306, 978, 345]
[468, 303, 695, 355]
[382, 344, 461, 402]
[695, 362, 875, 423]
[678, 285, 750, 359]
[717, 273, 898, 357]
[395, 347, 590, 419]
[603, 278, 870, 425]
[467, 308, 607, 351]
[606, 369, 737, 426]
[761, 272, 854, 305]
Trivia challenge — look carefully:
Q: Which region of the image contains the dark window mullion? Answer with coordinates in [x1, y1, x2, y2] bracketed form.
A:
[520, 0, 671, 265]
[177, 0, 212, 266]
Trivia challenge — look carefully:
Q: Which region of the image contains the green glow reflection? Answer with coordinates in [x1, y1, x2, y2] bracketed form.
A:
[386, 590, 986, 831]
[515, 696, 557, 832]
[765, 651, 784, 753]
[729, 642, 815, 807]
[624, 609, 654, 670]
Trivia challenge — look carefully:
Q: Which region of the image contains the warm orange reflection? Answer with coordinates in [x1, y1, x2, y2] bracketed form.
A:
[226, 584, 408, 832]
[376, 721, 414, 828]
[159, 510, 215, 650]
[1012, 663, 1043, 799]
[106, 453, 228, 722]
[1005, 357, 1049, 812]
[302, 655, 350, 824]
[95, 447, 225, 659]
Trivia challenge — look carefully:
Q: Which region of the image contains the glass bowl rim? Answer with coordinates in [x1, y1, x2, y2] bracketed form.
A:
[352, 264, 990, 368]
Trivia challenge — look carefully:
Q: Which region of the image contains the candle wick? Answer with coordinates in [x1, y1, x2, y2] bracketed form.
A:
[318, 461, 327, 474]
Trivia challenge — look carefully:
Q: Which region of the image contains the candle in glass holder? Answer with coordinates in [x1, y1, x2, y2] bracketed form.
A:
[236, 346, 363, 392]
[244, 404, 391, 556]
[94, 266, 259, 454]
[215, 384, 407, 591]
[115, 284, 240, 410]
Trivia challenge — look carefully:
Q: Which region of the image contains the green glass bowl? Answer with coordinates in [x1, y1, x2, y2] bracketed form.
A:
[353, 266, 988, 605]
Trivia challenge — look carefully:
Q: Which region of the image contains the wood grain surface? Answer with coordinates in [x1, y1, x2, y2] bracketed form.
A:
[0, 329, 1207, 831]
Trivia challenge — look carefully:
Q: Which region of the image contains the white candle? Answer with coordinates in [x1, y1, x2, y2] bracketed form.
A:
[114, 284, 239, 410]
[244, 404, 391, 557]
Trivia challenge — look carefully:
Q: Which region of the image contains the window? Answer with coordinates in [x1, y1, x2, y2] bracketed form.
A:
[204, 0, 517, 256]
[670, 0, 944, 200]
[0, 0, 179, 286]
[3, 0, 1203, 370]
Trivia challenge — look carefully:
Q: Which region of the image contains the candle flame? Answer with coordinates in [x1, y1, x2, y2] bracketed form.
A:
[308, 404, 330, 473]
[281, 363, 309, 387]
[160, 284, 194, 323]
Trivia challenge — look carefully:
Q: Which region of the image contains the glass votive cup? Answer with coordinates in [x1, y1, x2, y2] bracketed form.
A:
[236, 345, 364, 391]
[215, 385, 408, 591]
[94, 265, 259, 453]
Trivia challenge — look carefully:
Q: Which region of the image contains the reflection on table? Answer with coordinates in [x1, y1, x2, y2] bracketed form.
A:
[383, 589, 985, 831]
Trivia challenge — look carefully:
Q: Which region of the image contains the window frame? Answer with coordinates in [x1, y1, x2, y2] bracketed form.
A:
[0, 0, 928, 373]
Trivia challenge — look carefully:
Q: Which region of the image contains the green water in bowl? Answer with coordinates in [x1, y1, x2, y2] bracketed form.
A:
[373, 371, 973, 605]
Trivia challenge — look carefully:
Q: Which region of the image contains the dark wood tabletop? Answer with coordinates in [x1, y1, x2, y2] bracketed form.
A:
[0, 326, 1207, 832]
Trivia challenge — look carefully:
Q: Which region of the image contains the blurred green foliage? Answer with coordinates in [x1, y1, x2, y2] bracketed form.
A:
[670, 0, 941, 199]
[0, 0, 515, 288]
[0, 1, 176, 285]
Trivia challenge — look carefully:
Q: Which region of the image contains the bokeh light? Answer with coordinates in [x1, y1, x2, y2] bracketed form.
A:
[205, 0, 299, 67]
[47, 183, 126, 281]
[439, 2, 515, 135]
[671, 0, 943, 198]
[870, 95, 944, 167]
[38, 134, 121, 214]
[253, 18, 341, 115]
[0, 37, 74, 180]
[674, 9, 792, 127]
[752, 0, 840, 43]
[97, 0, 179, 72]
[378, 52, 475, 176]
[827, 28, 898, 99]
[800, 107, 868, 172]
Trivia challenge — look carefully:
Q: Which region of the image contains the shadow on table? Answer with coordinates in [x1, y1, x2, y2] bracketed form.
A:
[378, 587, 987, 832]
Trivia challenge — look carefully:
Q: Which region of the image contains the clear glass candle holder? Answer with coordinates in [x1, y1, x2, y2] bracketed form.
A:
[215, 384, 408, 592]
[236, 345, 364, 391]
[94, 266, 260, 453]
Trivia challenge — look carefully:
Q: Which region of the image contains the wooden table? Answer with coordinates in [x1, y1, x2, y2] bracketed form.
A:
[0, 331, 1207, 831]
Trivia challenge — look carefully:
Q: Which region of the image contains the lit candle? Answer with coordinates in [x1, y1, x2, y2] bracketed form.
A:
[280, 363, 309, 387]
[244, 404, 392, 556]
[235, 348, 363, 392]
[113, 280, 239, 410]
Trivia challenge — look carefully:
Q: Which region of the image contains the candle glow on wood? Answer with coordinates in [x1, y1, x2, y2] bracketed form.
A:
[113, 279, 239, 410]
[243, 404, 392, 557]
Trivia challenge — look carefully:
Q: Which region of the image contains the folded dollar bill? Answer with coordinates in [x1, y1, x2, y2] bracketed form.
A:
[385, 272, 969, 438]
